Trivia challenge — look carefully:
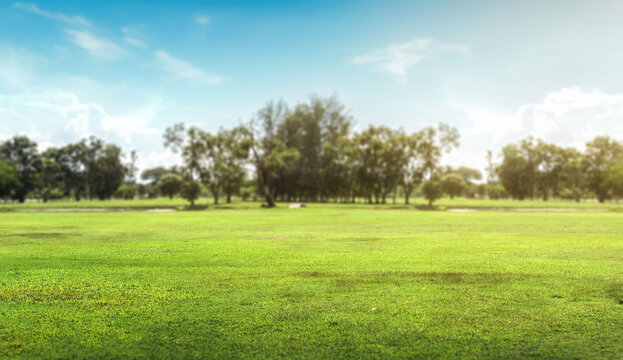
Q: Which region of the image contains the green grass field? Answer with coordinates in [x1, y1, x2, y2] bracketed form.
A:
[1, 204, 622, 358]
[2, 196, 623, 211]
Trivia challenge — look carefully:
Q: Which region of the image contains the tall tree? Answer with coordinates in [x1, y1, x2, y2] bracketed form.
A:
[441, 173, 466, 199]
[248, 101, 299, 207]
[603, 163, 623, 201]
[560, 149, 586, 202]
[400, 132, 425, 205]
[0, 160, 21, 201]
[416, 123, 460, 179]
[126, 150, 138, 184]
[0, 136, 42, 202]
[497, 143, 534, 200]
[212, 126, 252, 204]
[582, 136, 623, 202]
[141, 166, 170, 185]
[91, 144, 127, 200]
[38, 158, 63, 202]
[157, 173, 183, 199]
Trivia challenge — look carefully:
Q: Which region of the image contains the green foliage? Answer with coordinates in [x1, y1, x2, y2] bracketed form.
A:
[180, 180, 202, 206]
[6, 101, 623, 206]
[157, 173, 183, 199]
[603, 163, 623, 200]
[421, 179, 443, 206]
[47, 188, 65, 200]
[140, 166, 170, 184]
[90, 143, 126, 200]
[583, 136, 623, 202]
[454, 166, 482, 183]
[38, 158, 63, 202]
[441, 173, 466, 199]
[497, 141, 536, 200]
[137, 183, 159, 199]
[0, 160, 21, 199]
[487, 183, 508, 200]
[0, 136, 41, 202]
[115, 184, 136, 200]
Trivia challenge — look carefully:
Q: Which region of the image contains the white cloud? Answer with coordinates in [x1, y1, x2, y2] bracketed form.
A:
[13, 2, 90, 27]
[0, 89, 160, 147]
[65, 30, 125, 60]
[124, 37, 145, 48]
[122, 25, 147, 48]
[0, 46, 40, 90]
[154, 50, 222, 84]
[195, 15, 210, 25]
[458, 87, 623, 150]
[351, 37, 469, 82]
[137, 149, 181, 174]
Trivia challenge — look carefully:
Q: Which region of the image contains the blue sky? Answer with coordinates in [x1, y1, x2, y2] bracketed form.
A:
[2, 0, 623, 171]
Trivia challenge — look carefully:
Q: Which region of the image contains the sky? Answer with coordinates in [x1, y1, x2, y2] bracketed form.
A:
[2, 0, 623, 173]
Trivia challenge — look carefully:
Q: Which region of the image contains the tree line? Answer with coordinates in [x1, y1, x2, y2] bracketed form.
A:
[1, 96, 623, 206]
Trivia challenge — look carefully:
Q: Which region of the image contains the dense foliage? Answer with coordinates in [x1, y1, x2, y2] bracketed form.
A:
[2, 96, 623, 205]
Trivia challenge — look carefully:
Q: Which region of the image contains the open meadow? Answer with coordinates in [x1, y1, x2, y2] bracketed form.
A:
[1, 202, 622, 359]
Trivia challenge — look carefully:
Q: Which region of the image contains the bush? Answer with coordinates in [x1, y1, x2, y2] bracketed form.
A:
[157, 173, 183, 199]
[115, 184, 136, 200]
[487, 183, 507, 200]
[441, 173, 466, 199]
[422, 180, 443, 206]
[240, 186, 255, 201]
[180, 180, 202, 206]
[48, 188, 65, 200]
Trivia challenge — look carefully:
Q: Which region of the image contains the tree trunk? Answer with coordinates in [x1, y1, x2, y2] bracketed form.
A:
[404, 191, 410, 205]
[226, 192, 231, 204]
[254, 157, 276, 207]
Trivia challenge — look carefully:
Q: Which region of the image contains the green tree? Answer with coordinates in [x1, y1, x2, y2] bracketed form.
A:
[164, 124, 214, 202]
[91, 144, 127, 200]
[455, 166, 482, 184]
[441, 173, 466, 199]
[0, 160, 21, 200]
[274, 96, 353, 202]
[497, 142, 535, 200]
[38, 158, 63, 202]
[141, 166, 170, 184]
[45, 142, 88, 201]
[115, 184, 136, 200]
[416, 124, 460, 179]
[487, 183, 507, 199]
[400, 133, 424, 205]
[560, 149, 586, 202]
[422, 179, 443, 207]
[603, 163, 623, 201]
[209, 127, 251, 204]
[0, 136, 42, 202]
[180, 180, 202, 206]
[582, 136, 623, 202]
[248, 100, 298, 207]
[157, 173, 183, 199]
[126, 150, 138, 183]
[534, 140, 567, 201]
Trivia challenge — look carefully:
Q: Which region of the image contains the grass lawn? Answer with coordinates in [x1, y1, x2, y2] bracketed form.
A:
[2, 196, 623, 212]
[1, 205, 622, 358]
